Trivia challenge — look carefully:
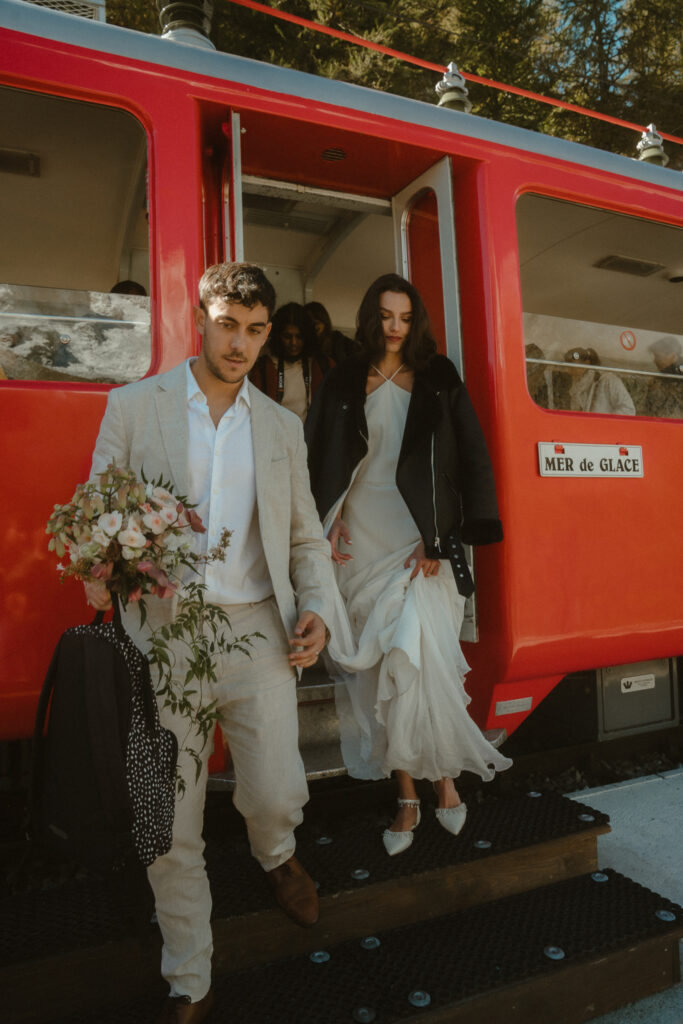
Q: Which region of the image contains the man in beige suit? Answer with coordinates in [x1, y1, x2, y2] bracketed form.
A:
[85, 263, 332, 1024]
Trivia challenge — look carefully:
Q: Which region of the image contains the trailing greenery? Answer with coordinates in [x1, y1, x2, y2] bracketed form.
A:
[147, 580, 264, 795]
[106, 0, 682, 165]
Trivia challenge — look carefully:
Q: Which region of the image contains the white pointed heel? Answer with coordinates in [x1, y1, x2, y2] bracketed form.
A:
[435, 802, 467, 836]
[382, 798, 421, 856]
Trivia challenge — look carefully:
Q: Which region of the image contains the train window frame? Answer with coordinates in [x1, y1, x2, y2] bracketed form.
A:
[515, 190, 683, 421]
[0, 84, 152, 388]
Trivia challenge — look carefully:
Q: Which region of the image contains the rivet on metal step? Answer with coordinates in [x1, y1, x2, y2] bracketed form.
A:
[578, 813, 595, 822]
[474, 839, 492, 849]
[591, 872, 609, 882]
[527, 791, 542, 797]
[316, 836, 333, 845]
[351, 868, 370, 880]
[353, 1008, 376, 1022]
[544, 945, 566, 960]
[408, 991, 431, 1008]
[656, 909, 676, 922]
[360, 936, 381, 950]
[310, 951, 330, 963]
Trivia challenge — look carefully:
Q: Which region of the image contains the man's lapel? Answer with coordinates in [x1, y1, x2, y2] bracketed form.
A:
[153, 363, 190, 496]
[249, 382, 275, 520]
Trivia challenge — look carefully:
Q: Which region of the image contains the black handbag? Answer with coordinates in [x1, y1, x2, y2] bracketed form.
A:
[30, 597, 177, 871]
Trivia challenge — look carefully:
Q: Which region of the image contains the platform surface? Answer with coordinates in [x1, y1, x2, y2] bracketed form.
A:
[569, 767, 683, 1023]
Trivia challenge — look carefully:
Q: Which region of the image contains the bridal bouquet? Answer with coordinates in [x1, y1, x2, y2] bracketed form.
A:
[46, 463, 259, 791]
[46, 463, 230, 614]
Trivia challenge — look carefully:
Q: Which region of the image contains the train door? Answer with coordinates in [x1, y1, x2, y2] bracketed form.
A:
[391, 157, 463, 372]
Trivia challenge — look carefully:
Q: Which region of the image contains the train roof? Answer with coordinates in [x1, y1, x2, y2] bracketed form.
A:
[2, 0, 682, 196]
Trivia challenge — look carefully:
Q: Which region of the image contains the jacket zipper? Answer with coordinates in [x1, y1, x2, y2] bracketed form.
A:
[431, 433, 441, 553]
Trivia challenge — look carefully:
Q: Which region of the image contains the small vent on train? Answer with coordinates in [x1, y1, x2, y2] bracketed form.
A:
[19, 0, 106, 21]
[594, 254, 665, 276]
[321, 148, 347, 162]
[0, 148, 41, 177]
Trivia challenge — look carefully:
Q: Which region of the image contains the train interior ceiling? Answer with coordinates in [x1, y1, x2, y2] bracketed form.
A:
[0, 87, 681, 401]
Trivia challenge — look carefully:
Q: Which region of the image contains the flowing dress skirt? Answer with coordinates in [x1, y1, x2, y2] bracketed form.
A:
[326, 377, 511, 783]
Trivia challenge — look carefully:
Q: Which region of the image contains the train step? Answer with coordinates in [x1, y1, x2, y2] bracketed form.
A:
[208, 672, 507, 789]
[3, 792, 615, 1023]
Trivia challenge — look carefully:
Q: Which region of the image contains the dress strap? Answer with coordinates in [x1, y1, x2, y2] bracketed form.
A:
[371, 362, 404, 382]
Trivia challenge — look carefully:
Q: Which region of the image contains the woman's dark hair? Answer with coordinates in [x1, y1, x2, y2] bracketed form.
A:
[269, 302, 318, 360]
[304, 301, 332, 338]
[355, 273, 437, 370]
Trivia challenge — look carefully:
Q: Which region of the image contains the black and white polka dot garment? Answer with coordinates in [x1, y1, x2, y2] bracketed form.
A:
[81, 619, 177, 867]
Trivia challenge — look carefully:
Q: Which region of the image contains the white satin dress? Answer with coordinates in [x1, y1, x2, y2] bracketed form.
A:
[326, 367, 512, 783]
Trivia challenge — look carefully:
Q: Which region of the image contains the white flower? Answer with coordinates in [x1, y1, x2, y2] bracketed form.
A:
[92, 528, 109, 547]
[151, 485, 176, 506]
[98, 511, 123, 537]
[164, 532, 191, 553]
[158, 507, 178, 526]
[118, 524, 146, 549]
[142, 512, 168, 535]
[121, 545, 139, 560]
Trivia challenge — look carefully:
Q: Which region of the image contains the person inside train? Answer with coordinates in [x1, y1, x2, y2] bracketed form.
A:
[252, 302, 330, 421]
[525, 343, 550, 407]
[304, 300, 353, 364]
[110, 279, 147, 296]
[304, 273, 511, 856]
[563, 346, 635, 416]
[643, 335, 683, 419]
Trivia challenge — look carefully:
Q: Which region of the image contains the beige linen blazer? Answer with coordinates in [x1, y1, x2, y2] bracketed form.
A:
[90, 361, 332, 642]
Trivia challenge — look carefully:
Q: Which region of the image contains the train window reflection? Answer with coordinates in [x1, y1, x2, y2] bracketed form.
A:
[517, 194, 683, 419]
[0, 87, 150, 384]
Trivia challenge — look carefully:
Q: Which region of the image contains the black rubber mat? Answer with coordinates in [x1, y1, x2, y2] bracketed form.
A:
[2, 792, 608, 966]
[210, 790, 608, 915]
[51, 869, 682, 1024]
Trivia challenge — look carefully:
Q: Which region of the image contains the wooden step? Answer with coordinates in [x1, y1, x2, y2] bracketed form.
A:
[3, 793, 611, 1023]
[37, 871, 683, 1024]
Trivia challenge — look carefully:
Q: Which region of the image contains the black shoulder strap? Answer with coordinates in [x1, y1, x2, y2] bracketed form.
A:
[83, 630, 132, 821]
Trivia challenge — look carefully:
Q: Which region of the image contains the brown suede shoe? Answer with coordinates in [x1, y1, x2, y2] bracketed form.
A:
[156, 987, 214, 1023]
[267, 855, 319, 927]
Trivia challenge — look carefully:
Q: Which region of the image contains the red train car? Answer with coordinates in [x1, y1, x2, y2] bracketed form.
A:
[1, 1, 681, 759]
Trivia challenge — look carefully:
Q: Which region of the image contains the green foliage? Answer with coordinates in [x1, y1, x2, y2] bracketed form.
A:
[147, 580, 264, 795]
[106, 1, 682, 165]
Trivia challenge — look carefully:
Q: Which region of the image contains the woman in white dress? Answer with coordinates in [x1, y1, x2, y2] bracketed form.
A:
[305, 274, 511, 855]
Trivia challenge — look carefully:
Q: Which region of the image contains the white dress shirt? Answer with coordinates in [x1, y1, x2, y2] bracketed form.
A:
[185, 359, 273, 605]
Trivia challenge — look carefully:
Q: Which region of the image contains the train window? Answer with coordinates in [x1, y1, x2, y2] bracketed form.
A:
[0, 87, 150, 385]
[517, 194, 683, 419]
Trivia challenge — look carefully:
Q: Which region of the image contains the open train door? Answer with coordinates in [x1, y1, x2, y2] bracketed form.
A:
[392, 158, 477, 641]
[391, 156, 463, 375]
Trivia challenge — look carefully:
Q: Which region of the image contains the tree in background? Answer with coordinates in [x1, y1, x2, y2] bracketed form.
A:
[105, 0, 682, 165]
[621, 0, 683, 167]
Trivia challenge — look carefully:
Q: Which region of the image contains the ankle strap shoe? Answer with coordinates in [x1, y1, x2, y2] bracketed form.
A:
[382, 799, 421, 856]
[435, 802, 467, 836]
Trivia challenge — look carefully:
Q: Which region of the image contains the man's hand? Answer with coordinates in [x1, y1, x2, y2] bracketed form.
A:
[328, 516, 353, 566]
[84, 579, 113, 611]
[404, 540, 441, 581]
[288, 610, 328, 668]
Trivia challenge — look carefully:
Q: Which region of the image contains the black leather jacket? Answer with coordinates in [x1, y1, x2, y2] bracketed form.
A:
[304, 355, 503, 596]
